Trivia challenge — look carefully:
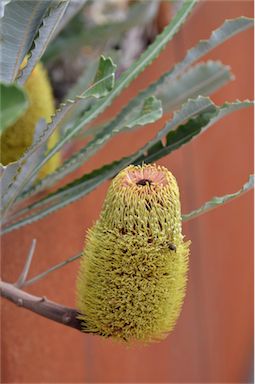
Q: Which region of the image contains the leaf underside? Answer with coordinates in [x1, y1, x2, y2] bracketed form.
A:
[0, 0, 52, 83]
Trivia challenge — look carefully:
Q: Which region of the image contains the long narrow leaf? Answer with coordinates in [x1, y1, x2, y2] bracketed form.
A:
[1, 96, 219, 231]
[18, 0, 70, 85]
[81, 17, 253, 141]
[157, 60, 233, 112]
[22, 1, 196, 180]
[135, 100, 253, 164]
[3, 97, 252, 232]
[0, 0, 52, 83]
[30, 16, 249, 194]
[182, 175, 254, 222]
[15, 1, 198, 201]
[1, 56, 116, 215]
[44, 0, 160, 62]
[20, 14, 252, 204]
[19, 95, 162, 198]
[81, 17, 253, 142]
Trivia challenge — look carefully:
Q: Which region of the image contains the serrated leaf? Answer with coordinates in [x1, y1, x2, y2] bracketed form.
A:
[10, 12, 253, 204]
[60, 59, 98, 135]
[157, 60, 233, 112]
[87, 17, 253, 143]
[0, 0, 52, 83]
[182, 175, 254, 222]
[125, 96, 163, 128]
[3, 1, 195, 209]
[85, 56, 116, 98]
[44, 0, 159, 62]
[69, 17, 252, 150]
[3, 97, 252, 232]
[0, 162, 21, 199]
[0, 83, 29, 133]
[15, 95, 163, 199]
[62, 16, 253, 147]
[3, 13, 253, 228]
[26, 0, 196, 180]
[0, 56, 117, 215]
[18, 0, 70, 85]
[136, 100, 253, 164]
[1, 96, 218, 230]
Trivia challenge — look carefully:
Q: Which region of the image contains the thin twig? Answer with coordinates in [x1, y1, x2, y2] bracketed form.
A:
[24, 252, 82, 287]
[15, 239, 37, 288]
[0, 280, 91, 333]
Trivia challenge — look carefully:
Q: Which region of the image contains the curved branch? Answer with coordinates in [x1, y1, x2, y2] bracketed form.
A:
[0, 280, 90, 333]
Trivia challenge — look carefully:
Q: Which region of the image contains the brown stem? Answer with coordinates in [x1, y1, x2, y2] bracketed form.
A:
[0, 280, 89, 333]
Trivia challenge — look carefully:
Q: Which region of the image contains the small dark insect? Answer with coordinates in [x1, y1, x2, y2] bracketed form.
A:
[168, 243, 176, 252]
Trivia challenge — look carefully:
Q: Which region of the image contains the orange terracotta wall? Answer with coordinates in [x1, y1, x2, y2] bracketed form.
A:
[1, 1, 253, 383]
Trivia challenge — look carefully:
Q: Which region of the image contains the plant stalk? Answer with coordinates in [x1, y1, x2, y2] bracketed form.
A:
[0, 280, 89, 333]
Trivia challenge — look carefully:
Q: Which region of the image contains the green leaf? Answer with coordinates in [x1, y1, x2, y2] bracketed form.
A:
[157, 60, 233, 112]
[0, 96, 220, 230]
[68, 17, 251, 150]
[61, 55, 117, 134]
[0, 56, 117, 216]
[4, 97, 252, 232]
[135, 100, 253, 164]
[0, 83, 29, 133]
[87, 17, 252, 141]
[3, 0, 195, 210]
[4, 13, 252, 226]
[72, 16, 253, 143]
[14, 95, 163, 200]
[27, 0, 196, 179]
[125, 96, 163, 128]
[0, 0, 52, 83]
[182, 175, 254, 222]
[18, 0, 70, 85]
[60, 59, 98, 135]
[85, 56, 116, 98]
[44, 0, 159, 62]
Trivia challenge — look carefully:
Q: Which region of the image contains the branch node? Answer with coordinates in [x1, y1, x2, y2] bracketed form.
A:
[0, 281, 85, 333]
[17, 298, 23, 306]
[62, 312, 72, 324]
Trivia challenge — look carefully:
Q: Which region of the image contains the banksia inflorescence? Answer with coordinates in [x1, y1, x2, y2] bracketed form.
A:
[0, 62, 60, 178]
[77, 164, 190, 343]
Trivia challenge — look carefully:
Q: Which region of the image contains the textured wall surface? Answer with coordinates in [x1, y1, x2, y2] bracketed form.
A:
[1, 1, 253, 383]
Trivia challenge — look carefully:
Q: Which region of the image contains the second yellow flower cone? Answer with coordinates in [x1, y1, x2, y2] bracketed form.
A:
[0, 61, 60, 179]
[77, 164, 190, 343]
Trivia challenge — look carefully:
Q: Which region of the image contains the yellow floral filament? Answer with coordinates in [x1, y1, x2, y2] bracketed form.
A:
[77, 164, 190, 343]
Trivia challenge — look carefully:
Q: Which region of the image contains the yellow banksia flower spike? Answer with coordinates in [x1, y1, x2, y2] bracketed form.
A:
[0, 61, 60, 178]
[77, 164, 190, 343]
